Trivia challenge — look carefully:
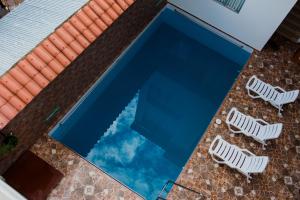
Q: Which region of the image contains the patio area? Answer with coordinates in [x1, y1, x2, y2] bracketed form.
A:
[169, 36, 300, 200]
[29, 35, 300, 200]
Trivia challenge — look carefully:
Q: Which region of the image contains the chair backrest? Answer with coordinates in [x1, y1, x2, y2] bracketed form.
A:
[209, 135, 247, 169]
[246, 75, 279, 101]
[259, 123, 282, 140]
[240, 155, 269, 173]
[226, 107, 261, 137]
[275, 90, 299, 105]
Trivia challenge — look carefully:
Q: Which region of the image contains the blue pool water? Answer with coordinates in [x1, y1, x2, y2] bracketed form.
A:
[51, 7, 250, 199]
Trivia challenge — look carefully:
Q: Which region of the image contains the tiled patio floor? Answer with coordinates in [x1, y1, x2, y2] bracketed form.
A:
[31, 136, 143, 200]
[30, 36, 299, 200]
[169, 37, 300, 200]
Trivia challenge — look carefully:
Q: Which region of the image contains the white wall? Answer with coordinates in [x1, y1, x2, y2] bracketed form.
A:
[169, 0, 297, 50]
[0, 178, 27, 200]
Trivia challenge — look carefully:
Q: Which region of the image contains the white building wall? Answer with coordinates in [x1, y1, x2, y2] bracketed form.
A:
[169, 0, 297, 50]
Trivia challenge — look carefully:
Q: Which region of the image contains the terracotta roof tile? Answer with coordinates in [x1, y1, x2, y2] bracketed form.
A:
[40, 67, 57, 81]
[0, 103, 18, 120]
[89, 23, 103, 36]
[17, 60, 37, 77]
[56, 27, 75, 45]
[17, 87, 34, 103]
[25, 80, 42, 96]
[8, 67, 31, 86]
[83, 29, 97, 43]
[26, 53, 48, 71]
[89, 1, 105, 16]
[47, 59, 65, 74]
[69, 16, 90, 34]
[112, 3, 124, 15]
[41, 40, 61, 57]
[95, 18, 108, 31]
[116, 0, 129, 10]
[96, 0, 111, 11]
[107, 8, 119, 20]
[32, 73, 49, 88]
[48, 34, 69, 52]
[55, 52, 72, 67]
[0, 113, 9, 129]
[0, 0, 135, 128]
[76, 10, 94, 27]
[71, 16, 97, 42]
[100, 12, 114, 26]
[33, 46, 54, 64]
[104, 0, 115, 4]
[63, 22, 91, 48]
[62, 46, 79, 61]
[83, 5, 100, 21]
[0, 83, 14, 100]
[125, 0, 134, 5]
[9, 96, 26, 111]
[0, 74, 23, 93]
[0, 96, 7, 108]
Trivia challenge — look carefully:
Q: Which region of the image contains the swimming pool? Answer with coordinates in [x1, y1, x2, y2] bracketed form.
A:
[50, 6, 251, 199]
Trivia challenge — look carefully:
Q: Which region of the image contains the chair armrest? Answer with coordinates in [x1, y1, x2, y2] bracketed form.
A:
[227, 124, 243, 134]
[247, 90, 260, 99]
[255, 118, 269, 125]
[210, 154, 225, 164]
[274, 86, 286, 93]
[241, 148, 255, 156]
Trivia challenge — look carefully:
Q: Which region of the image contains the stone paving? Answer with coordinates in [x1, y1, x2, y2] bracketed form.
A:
[30, 36, 299, 200]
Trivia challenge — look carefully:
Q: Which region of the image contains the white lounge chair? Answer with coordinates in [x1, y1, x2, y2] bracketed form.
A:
[226, 107, 283, 149]
[209, 135, 269, 182]
[246, 75, 299, 115]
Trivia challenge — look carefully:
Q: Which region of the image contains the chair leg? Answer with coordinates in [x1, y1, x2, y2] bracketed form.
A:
[262, 142, 267, 150]
[246, 175, 252, 183]
[277, 105, 283, 117]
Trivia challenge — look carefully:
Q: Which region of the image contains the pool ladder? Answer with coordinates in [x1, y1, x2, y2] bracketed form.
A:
[156, 180, 205, 200]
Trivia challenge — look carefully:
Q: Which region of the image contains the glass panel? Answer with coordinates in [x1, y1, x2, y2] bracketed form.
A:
[214, 0, 246, 13]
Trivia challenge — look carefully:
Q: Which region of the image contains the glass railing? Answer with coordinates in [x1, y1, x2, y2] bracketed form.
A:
[157, 180, 205, 200]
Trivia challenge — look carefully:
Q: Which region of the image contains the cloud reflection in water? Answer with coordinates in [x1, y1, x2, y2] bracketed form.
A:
[86, 93, 180, 199]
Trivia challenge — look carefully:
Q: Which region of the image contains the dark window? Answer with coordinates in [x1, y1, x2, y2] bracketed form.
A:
[214, 0, 245, 13]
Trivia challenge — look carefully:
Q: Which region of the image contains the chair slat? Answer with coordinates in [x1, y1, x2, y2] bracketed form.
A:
[209, 136, 269, 181]
[246, 75, 299, 113]
[226, 107, 283, 147]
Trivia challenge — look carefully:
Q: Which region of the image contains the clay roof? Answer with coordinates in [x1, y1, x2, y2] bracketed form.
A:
[0, 0, 135, 129]
[0, 0, 88, 72]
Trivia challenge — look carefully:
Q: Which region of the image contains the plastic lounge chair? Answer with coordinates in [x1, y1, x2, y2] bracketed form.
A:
[209, 135, 269, 182]
[246, 75, 299, 115]
[226, 107, 283, 149]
